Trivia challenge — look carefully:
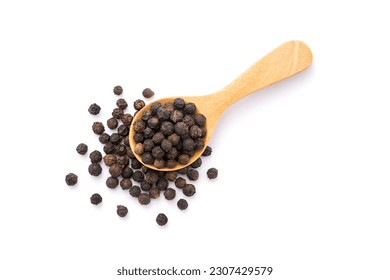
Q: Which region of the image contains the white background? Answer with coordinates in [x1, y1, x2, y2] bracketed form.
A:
[1, 1, 389, 279]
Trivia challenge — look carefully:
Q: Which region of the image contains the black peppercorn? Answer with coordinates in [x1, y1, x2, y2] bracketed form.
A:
[103, 143, 116, 154]
[153, 159, 166, 169]
[189, 125, 202, 138]
[92, 122, 105, 135]
[134, 143, 144, 155]
[178, 154, 190, 165]
[174, 122, 188, 136]
[127, 148, 136, 159]
[156, 106, 171, 120]
[174, 177, 186, 189]
[149, 186, 160, 199]
[140, 180, 152, 191]
[121, 114, 133, 126]
[112, 108, 124, 119]
[160, 121, 174, 136]
[129, 185, 141, 197]
[122, 166, 133, 178]
[106, 176, 119, 189]
[117, 205, 128, 217]
[195, 138, 205, 150]
[107, 117, 118, 129]
[141, 152, 154, 164]
[88, 163, 102, 176]
[165, 159, 177, 168]
[186, 169, 199, 181]
[99, 133, 110, 144]
[152, 132, 165, 144]
[170, 110, 184, 123]
[103, 154, 117, 166]
[134, 99, 145, 110]
[133, 132, 144, 143]
[109, 133, 121, 145]
[89, 150, 102, 163]
[151, 147, 165, 160]
[150, 101, 161, 113]
[156, 213, 168, 226]
[194, 114, 206, 127]
[183, 184, 196, 196]
[202, 146, 212, 156]
[88, 103, 101, 115]
[182, 115, 195, 127]
[120, 178, 132, 190]
[144, 171, 159, 184]
[117, 155, 129, 167]
[164, 188, 176, 200]
[207, 168, 218, 179]
[147, 116, 160, 129]
[143, 127, 155, 139]
[184, 102, 196, 114]
[90, 193, 102, 205]
[133, 119, 146, 133]
[165, 171, 177, 181]
[131, 158, 142, 169]
[115, 144, 127, 156]
[177, 199, 188, 210]
[142, 88, 154, 98]
[138, 193, 151, 205]
[117, 124, 129, 137]
[65, 173, 78, 186]
[116, 98, 128, 110]
[156, 178, 169, 190]
[143, 139, 155, 152]
[183, 138, 195, 151]
[177, 166, 189, 175]
[167, 133, 180, 146]
[76, 143, 88, 155]
[141, 109, 153, 121]
[160, 139, 173, 152]
[113, 85, 123, 95]
[133, 171, 145, 182]
[173, 98, 185, 109]
[190, 157, 202, 168]
[109, 163, 123, 177]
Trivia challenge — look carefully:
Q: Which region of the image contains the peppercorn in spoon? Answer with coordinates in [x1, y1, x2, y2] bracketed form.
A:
[129, 40, 313, 171]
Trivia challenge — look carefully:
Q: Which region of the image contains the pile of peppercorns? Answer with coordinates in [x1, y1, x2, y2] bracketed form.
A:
[65, 86, 218, 226]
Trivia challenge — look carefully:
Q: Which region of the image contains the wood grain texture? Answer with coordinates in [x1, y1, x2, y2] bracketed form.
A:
[129, 40, 313, 171]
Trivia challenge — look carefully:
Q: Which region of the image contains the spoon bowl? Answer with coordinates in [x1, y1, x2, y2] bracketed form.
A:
[129, 40, 313, 171]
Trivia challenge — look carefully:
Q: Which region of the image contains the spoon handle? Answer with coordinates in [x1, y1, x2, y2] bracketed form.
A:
[212, 40, 312, 110]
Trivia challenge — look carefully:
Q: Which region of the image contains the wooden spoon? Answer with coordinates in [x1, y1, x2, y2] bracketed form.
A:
[129, 40, 313, 171]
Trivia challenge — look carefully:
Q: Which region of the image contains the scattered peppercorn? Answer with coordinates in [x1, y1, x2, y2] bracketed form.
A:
[138, 193, 151, 205]
[149, 187, 160, 199]
[113, 85, 123, 95]
[106, 176, 119, 189]
[120, 178, 132, 190]
[134, 99, 145, 110]
[109, 163, 123, 177]
[89, 150, 102, 163]
[116, 98, 128, 110]
[183, 184, 196, 197]
[90, 193, 102, 205]
[117, 205, 128, 217]
[129, 185, 141, 197]
[207, 168, 218, 179]
[107, 117, 118, 129]
[164, 188, 176, 200]
[174, 177, 186, 189]
[65, 173, 78, 186]
[142, 88, 154, 98]
[187, 169, 199, 181]
[156, 213, 168, 226]
[88, 103, 101, 115]
[76, 143, 88, 155]
[177, 199, 188, 210]
[88, 163, 102, 176]
[99, 133, 110, 144]
[112, 108, 124, 119]
[92, 122, 105, 135]
[202, 146, 212, 156]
